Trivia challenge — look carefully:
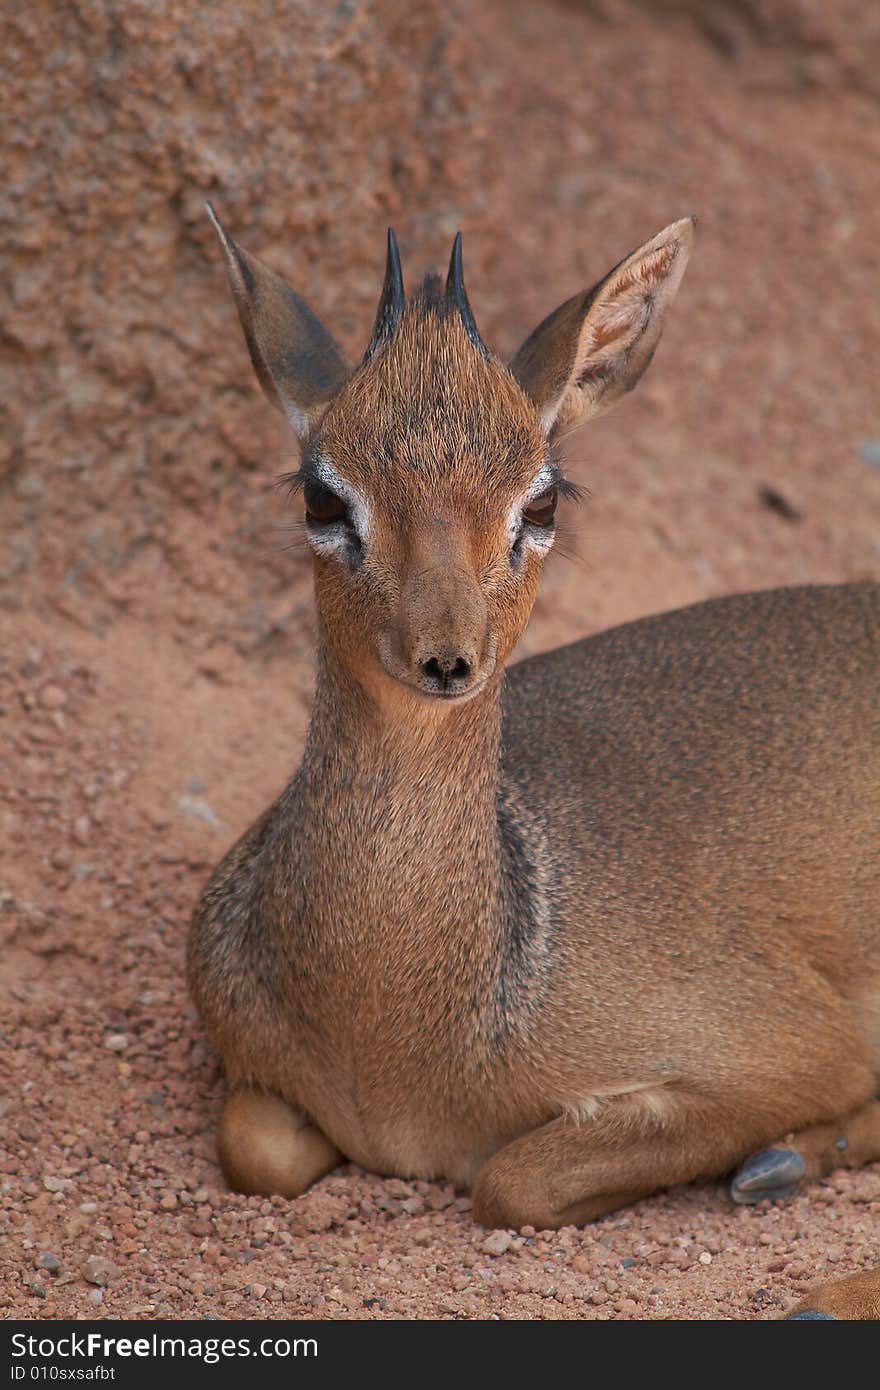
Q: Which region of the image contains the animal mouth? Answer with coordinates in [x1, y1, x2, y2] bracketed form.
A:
[411, 673, 492, 703]
[389, 665, 494, 704]
[376, 635, 497, 704]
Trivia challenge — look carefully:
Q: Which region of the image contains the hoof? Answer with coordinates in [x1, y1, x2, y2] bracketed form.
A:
[730, 1146, 806, 1205]
[784, 1310, 837, 1320]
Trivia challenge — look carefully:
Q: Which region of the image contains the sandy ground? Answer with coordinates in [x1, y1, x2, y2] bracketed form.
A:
[2, 0, 879, 1320]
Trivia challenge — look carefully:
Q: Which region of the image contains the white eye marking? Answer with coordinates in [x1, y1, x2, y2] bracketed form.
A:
[305, 454, 371, 559]
[507, 463, 558, 555]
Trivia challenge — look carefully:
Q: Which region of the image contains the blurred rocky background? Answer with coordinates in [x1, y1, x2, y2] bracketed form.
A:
[4, 0, 879, 646]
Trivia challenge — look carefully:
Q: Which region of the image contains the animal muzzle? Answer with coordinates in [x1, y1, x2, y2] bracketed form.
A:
[398, 567, 490, 698]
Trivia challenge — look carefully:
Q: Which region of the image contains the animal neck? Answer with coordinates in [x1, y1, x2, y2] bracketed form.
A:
[292, 639, 505, 947]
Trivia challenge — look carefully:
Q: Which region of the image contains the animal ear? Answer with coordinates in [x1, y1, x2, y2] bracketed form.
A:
[510, 218, 695, 436]
[206, 203, 350, 443]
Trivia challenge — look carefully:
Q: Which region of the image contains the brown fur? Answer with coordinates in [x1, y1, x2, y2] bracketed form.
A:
[190, 214, 880, 1318]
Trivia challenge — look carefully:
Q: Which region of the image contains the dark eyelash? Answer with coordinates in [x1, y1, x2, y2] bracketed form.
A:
[545, 444, 583, 505]
[557, 476, 584, 504]
[280, 465, 584, 507]
[276, 467, 307, 497]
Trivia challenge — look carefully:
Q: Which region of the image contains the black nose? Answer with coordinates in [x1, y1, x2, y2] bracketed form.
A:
[421, 654, 473, 692]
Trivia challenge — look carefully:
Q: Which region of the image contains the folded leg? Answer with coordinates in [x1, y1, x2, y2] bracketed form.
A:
[218, 1087, 341, 1197]
[473, 1087, 785, 1230]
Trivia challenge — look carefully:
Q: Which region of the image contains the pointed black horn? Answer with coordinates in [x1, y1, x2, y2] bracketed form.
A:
[364, 227, 405, 360]
[445, 232, 488, 356]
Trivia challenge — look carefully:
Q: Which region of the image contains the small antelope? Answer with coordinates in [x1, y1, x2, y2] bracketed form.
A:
[190, 210, 880, 1319]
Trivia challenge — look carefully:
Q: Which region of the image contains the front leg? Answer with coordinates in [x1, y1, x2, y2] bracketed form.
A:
[219, 1087, 342, 1197]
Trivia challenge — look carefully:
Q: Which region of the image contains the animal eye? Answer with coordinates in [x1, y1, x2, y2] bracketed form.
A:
[304, 481, 350, 527]
[522, 488, 558, 528]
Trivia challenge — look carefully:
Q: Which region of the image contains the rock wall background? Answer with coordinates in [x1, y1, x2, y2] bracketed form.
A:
[4, 0, 879, 641]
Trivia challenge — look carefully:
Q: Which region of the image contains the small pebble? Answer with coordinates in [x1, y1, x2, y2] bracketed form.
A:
[857, 439, 880, 468]
[81, 1256, 121, 1286]
[39, 685, 67, 710]
[72, 816, 92, 845]
[483, 1231, 513, 1256]
[15, 473, 45, 501]
[177, 794, 220, 828]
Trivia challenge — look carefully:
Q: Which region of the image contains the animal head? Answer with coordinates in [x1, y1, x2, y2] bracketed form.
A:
[208, 207, 694, 709]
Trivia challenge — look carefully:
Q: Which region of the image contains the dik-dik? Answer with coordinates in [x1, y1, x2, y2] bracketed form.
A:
[190, 210, 880, 1319]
